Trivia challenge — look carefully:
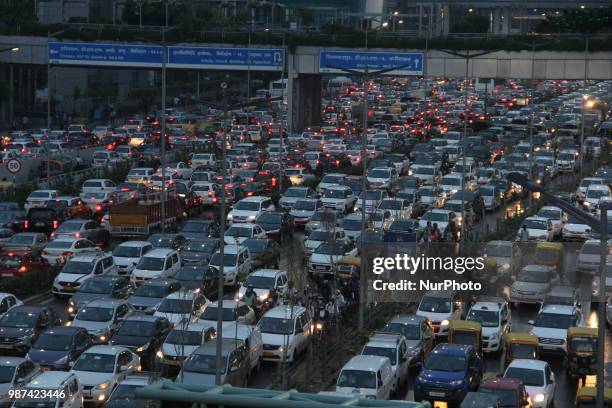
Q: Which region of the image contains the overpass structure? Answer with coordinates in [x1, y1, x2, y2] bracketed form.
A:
[1, 35, 612, 131]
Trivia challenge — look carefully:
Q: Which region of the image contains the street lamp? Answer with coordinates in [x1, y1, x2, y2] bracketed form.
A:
[0, 47, 19, 53]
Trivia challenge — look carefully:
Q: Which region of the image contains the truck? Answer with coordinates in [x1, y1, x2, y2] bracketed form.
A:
[109, 195, 180, 237]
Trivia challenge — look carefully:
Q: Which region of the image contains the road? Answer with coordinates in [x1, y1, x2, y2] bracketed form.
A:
[25, 166, 611, 406]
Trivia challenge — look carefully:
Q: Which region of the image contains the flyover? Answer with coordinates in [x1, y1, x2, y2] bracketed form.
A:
[1, 34, 612, 131]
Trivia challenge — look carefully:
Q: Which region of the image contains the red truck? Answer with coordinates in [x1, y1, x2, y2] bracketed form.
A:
[109, 195, 180, 238]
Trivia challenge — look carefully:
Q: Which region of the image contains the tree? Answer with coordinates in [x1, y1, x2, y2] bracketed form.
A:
[450, 15, 490, 33]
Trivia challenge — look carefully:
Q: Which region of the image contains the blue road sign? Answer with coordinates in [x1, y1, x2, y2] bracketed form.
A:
[168, 46, 284, 71]
[48, 42, 162, 67]
[319, 50, 424, 76]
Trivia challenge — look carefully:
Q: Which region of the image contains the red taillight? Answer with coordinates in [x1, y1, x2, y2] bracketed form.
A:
[247, 192, 254, 196]
[18, 266, 27, 273]
[50, 232, 55, 238]
[62, 251, 73, 257]
[74, 233, 81, 238]
[208, 191, 213, 197]
[24, 220, 29, 230]
[96, 205, 102, 212]
[53, 220, 58, 229]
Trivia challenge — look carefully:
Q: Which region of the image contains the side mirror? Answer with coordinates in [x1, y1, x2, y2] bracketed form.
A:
[15, 377, 24, 384]
[119, 365, 129, 372]
[527, 320, 535, 325]
[68, 361, 74, 367]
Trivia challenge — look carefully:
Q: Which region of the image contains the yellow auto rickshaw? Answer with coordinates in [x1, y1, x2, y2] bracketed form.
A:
[575, 387, 612, 407]
[336, 256, 360, 281]
[566, 327, 598, 379]
[534, 242, 563, 272]
[503, 333, 539, 368]
[448, 320, 482, 354]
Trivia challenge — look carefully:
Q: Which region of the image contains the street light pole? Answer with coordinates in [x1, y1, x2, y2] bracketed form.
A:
[461, 50, 468, 241]
[160, 27, 167, 233]
[358, 24, 369, 333]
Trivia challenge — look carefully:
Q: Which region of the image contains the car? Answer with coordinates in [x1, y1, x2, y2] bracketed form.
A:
[258, 305, 312, 363]
[180, 238, 219, 266]
[104, 373, 161, 408]
[227, 196, 275, 224]
[153, 289, 209, 325]
[67, 276, 133, 318]
[416, 290, 464, 338]
[52, 219, 109, 247]
[478, 377, 531, 408]
[157, 322, 217, 369]
[414, 343, 483, 404]
[24, 190, 58, 211]
[131, 248, 181, 285]
[110, 314, 172, 369]
[0, 306, 60, 355]
[169, 266, 218, 298]
[339, 213, 371, 241]
[236, 269, 289, 303]
[537, 206, 566, 238]
[69, 298, 133, 344]
[290, 199, 324, 227]
[147, 233, 189, 251]
[70, 345, 140, 404]
[418, 209, 457, 232]
[562, 214, 592, 241]
[516, 217, 554, 242]
[316, 173, 346, 194]
[209, 245, 252, 286]
[503, 359, 555, 408]
[0, 357, 40, 406]
[0, 250, 49, 278]
[179, 220, 220, 240]
[255, 211, 294, 241]
[26, 327, 91, 370]
[529, 304, 583, 354]
[483, 240, 521, 277]
[377, 198, 413, 220]
[361, 332, 409, 395]
[382, 314, 434, 369]
[52, 253, 117, 297]
[175, 339, 250, 387]
[304, 229, 349, 256]
[224, 223, 267, 245]
[2, 232, 48, 254]
[12, 370, 82, 408]
[278, 187, 317, 211]
[41, 237, 101, 265]
[24, 207, 67, 235]
[127, 279, 182, 312]
[576, 239, 609, 275]
[354, 190, 388, 214]
[0, 293, 22, 319]
[509, 265, 559, 306]
[466, 296, 511, 353]
[198, 300, 257, 326]
[308, 241, 358, 275]
[242, 238, 281, 269]
[111, 241, 154, 276]
[320, 186, 357, 214]
[335, 355, 393, 400]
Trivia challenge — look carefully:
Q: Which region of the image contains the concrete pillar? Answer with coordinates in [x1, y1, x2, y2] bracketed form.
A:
[418, 5, 423, 38]
[289, 74, 321, 132]
[442, 5, 450, 36]
[501, 8, 509, 35]
[287, 52, 295, 133]
[492, 8, 500, 34]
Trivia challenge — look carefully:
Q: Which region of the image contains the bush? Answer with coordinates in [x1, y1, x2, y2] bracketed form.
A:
[0, 183, 37, 207]
[0, 266, 60, 298]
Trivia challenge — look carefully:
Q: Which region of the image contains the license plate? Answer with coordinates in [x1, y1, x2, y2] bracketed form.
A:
[429, 392, 445, 398]
[542, 346, 557, 350]
[263, 351, 274, 357]
[36, 222, 45, 227]
[2, 273, 13, 277]
[0, 344, 13, 349]
[351, 389, 360, 394]
[164, 359, 179, 366]
[40, 366, 51, 371]
[62, 286, 76, 292]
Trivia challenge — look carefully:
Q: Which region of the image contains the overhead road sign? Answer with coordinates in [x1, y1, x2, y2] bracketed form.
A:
[168, 46, 284, 71]
[48, 42, 162, 67]
[319, 50, 424, 76]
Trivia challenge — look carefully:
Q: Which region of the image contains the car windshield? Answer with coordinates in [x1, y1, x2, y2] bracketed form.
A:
[29, 192, 51, 199]
[323, 189, 347, 199]
[210, 253, 237, 267]
[479, 388, 518, 407]
[245, 275, 275, 289]
[33, 333, 72, 351]
[340, 219, 362, 230]
[383, 322, 421, 340]
[79, 279, 113, 294]
[337, 369, 376, 389]
[570, 337, 597, 352]
[538, 209, 561, 220]
[75, 306, 113, 322]
[0, 309, 37, 328]
[166, 329, 203, 346]
[55, 222, 82, 233]
[182, 222, 208, 233]
[113, 246, 142, 257]
[175, 267, 206, 281]
[13, 400, 56, 407]
[419, 297, 451, 313]
[7, 236, 34, 245]
[517, 269, 548, 283]
[201, 307, 235, 321]
[441, 177, 461, 186]
[485, 244, 511, 257]
[28, 210, 54, 221]
[243, 239, 267, 253]
[510, 343, 537, 359]
[284, 189, 308, 198]
[108, 384, 139, 401]
[73, 353, 116, 373]
[184, 354, 225, 374]
[587, 189, 608, 199]
[534, 312, 576, 329]
[258, 317, 294, 334]
[415, 167, 435, 175]
[136, 257, 165, 271]
[362, 346, 396, 365]
[45, 241, 74, 250]
[309, 231, 332, 241]
[424, 354, 466, 372]
[117, 321, 155, 336]
[315, 243, 346, 255]
[467, 310, 499, 327]
[157, 298, 193, 314]
[0, 256, 21, 268]
[369, 169, 390, 178]
[62, 260, 94, 275]
[225, 226, 253, 238]
[133, 284, 167, 298]
[0, 365, 15, 383]
[184, 240, 216, 253]
[523, 219, 548, 230]
[293, 201, 316, 211]
[379, 200, 403, 210]
[235, 201, 260, 211]
[321, 175, 343, 184]
[149, 236, 174, 248]
[422, 212, 449, 222]
[258, 213, 282, 223]
[504, 367, 544, 387]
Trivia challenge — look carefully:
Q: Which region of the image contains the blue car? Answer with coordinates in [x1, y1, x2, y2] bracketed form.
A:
[26, 327, 91, 370]
[414, 343, 482, 404]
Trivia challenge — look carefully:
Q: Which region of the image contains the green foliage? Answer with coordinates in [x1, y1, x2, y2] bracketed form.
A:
[451, 15, 490, 34]
[0, 266, 60, 298]
[102, 161, 131, 183]
[539, 7, 612, 34]
[52, 172, 80, 195]
[0, 183, 37, 207]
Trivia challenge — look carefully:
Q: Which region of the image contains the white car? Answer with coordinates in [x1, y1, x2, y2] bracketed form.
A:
[584, 184, 612, 210]
[227, 196, 275, 224]
[308, 242, 358, 275]
[303, 229, 349, 255]
[236, 269, 289, 302]
[224, 223, 267, 245]
[367, 167, 398, 189]
[82, 179, 116, 194]
[416, 290, 463, 338]
[516, 216, 553, 242]
[42, 237, 101, 265]
[354, 190, 388, 213]
[112, 241, 154, 276]
[466, 297, 511, 353]
[503, 359, 555, 408]
[257, 305, 312, 363]
[360, 332, 409, 394]
[316, 173, 346, 194]
[198, 299, 257, 327]
[575, 177, 605, 199]
[70, 345, 140, 404]
[0, 293, 22, 318]
[418, 209, 456, 232]
[377, 198, 412, 220]
[190, 153, 215, 168]
[158, 321, 217, 367]
[439, 174, 464, 195]
[153, 290, 209, 325]
[25, 190, 58, 211]
[536, 206, 565, 237]
[209, 245, 252, 286]
[320, 186, 357, 214]
[278, 187, 316, 211]
[411, 165, 440, 185]
[562, 214, 592, 241]
[52, 253, 116, 297]
[529, 304, 582, 354]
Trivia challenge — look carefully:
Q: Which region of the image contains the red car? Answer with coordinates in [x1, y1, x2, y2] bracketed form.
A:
[479, 377, 532, 408]
[0, 250, 49, 278]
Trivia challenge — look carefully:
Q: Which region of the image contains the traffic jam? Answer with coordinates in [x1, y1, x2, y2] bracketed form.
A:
[0, 76, 609, 408]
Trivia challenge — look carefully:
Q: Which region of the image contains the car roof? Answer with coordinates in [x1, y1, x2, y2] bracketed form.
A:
[41, 327, 83, 336]
[194, 339, 244, 356]
[388, 314, 426, 326]
[144, 248, 176, 257]
[342, 355, 390, 371]
[0, 357, 27, 366]
[117, 241, 151, 247]
[83, 345, 126, 356]
[84, 298, 127, 308]
[238, 196, 268, 203]
[26, 371, 75, 388]
[248, 269, 285, 278]
[432, 343, 471, 356]
[423, 290, 455, 298]
[480, 377, 523, 390]
[264, 305, 306, 319]
[123, 313, 160, 322]
[507, 358, 547, 370]
[164, 289, 198, 300]
[539, 304, 576, 315]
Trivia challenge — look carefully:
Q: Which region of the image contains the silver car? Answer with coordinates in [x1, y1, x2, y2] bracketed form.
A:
[70, 299, 133, 344]
[509, 265, 559, 306]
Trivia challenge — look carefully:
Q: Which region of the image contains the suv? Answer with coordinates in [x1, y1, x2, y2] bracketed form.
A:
[52, 253, 117, 297]
[382, 314, 434, 368]
[209, 245, 252, 286]
[416, 290, 465, 338]
[24, 207, 66, 235]
[17, 371, 82, 408]
[112, 241, 154, 276]
[127, 279, 182, 312]
[479, 377, 531, 408]
[361, 332, 410, 396]
[320, 186, 357, 214]
[529, 304, 582, 354]
[227, 196, 275, 224]
[52, 219, 110, 247]
[158, 322, 216, 369]
[131, 248, 181, 286]
[466, 296, 511, 353]
[70, 299, 133, 344]
[153, 289, 209, 325]
[258, 305, 312, 363]
[414, 343, 483, 404]
[110, 314, 172, 369]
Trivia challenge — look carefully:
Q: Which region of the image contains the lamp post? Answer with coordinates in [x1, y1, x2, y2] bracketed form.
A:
[0, 47, 19, 129]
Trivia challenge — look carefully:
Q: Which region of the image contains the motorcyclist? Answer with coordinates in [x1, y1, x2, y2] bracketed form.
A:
[243, 285, 257, 308]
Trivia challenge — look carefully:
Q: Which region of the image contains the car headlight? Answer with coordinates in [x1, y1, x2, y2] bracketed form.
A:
[136, 343, 149, 352]
[247, 215, 256, 220]
[237, 292, 244, 300]
[96, 382, 110, 390]
[227, 214, 233, 220]
[55, 355, 69, 364]
[259, 292, 269, 301]
[440, 319, 450, 327]
[69, 300, 75, 307]
[156, 350, 164, 359]
[449, 379, 464, 386]
[501, 263, 511, 270]
[533, 393, 545, 403]
[67, 306, 75, 313]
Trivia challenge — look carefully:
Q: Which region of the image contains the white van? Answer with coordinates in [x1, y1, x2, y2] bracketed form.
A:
[112, 241, 154, 275]
[52, 253, 116, 297]
[335, 355, 393, 400]
[82, 179, 116, 193]
[257, 305, 312, 363]
[25, 190, 58, 211]
[131, 248, 181, 285]
[209, 245, 252, 286]
[361, 332, 409, 395]
[221, 323, 263, 373]
[16, 371, 82, 408]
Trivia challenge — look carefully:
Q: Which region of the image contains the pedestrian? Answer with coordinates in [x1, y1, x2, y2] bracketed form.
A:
[518, 225, 529, 242]
[429, 223, 441, 242]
